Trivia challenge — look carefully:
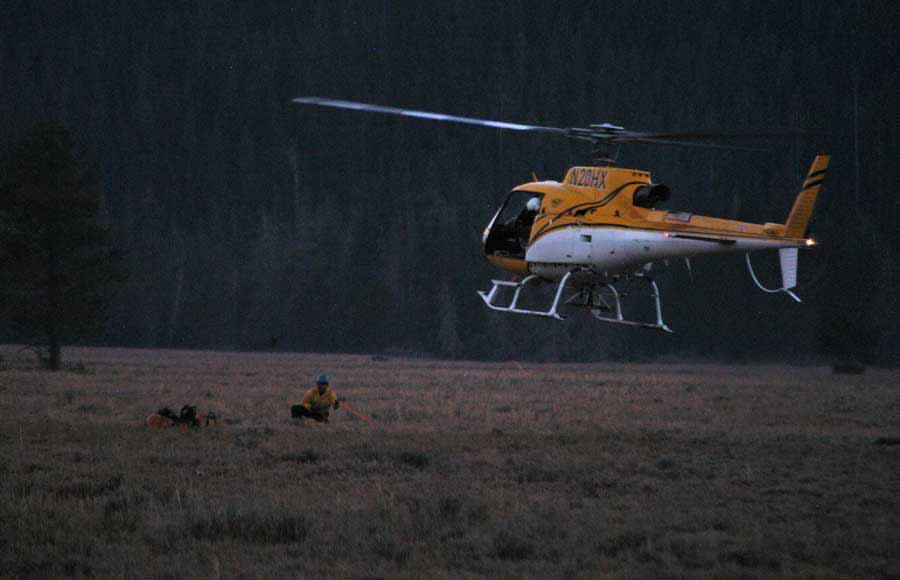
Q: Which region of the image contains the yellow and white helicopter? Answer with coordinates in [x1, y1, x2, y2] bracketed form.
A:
[293, 97, 828, 332]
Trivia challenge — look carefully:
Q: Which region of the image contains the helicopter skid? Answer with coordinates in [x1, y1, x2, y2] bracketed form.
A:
[584, 277, 672, 333]
[477, 272, 572, 319]
[477, 271, 673, 332]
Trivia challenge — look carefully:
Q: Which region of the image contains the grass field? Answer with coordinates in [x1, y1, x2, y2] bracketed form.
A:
[1, 346, 898, 579]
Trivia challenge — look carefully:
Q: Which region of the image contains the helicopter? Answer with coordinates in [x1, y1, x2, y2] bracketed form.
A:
[292, 97, 828, 333]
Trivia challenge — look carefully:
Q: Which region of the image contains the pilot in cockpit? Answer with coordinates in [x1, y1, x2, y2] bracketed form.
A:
[518, 196, 541, 222]
[514, 196, 542, 242]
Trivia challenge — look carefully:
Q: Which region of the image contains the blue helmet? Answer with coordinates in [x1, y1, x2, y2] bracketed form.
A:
[316, 373, 330, 385]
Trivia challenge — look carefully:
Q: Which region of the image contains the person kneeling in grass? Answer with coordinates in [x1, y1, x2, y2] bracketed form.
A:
[291, 374, 340, 422]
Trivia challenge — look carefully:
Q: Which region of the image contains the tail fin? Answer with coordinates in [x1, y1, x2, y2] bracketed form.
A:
[779, 248, 798, 292]
[783, 155, 830, 238]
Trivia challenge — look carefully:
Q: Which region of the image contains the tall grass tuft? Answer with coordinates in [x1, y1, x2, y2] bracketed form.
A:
[188, 508, 309, 544]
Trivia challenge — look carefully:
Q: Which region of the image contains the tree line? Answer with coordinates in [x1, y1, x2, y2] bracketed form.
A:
[2, 0, 898, 364]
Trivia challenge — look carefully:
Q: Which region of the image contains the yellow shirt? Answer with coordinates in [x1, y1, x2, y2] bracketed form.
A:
[302, 386, 337, 413]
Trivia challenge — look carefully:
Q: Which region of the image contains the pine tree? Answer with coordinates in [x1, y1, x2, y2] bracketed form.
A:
[0, 122, 125, 370]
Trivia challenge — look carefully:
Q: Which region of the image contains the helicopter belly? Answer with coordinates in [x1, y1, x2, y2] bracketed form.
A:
[526, 227, 642, 278]
[527, 226, 796, 280]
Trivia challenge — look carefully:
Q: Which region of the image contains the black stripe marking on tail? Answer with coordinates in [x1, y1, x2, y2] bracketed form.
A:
[806, 168, 828, 180]
[802, 177, 825, 189]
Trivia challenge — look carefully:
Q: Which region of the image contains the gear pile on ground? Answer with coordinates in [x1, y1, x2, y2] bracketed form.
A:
[146, 405, 217, 429]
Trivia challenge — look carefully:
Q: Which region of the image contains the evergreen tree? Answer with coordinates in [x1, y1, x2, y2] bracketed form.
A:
[0, 122, 124, 369]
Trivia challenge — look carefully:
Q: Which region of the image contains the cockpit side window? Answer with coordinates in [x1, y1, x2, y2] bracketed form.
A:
[484, 191, 545, 259]
[495, 191, 544, 224]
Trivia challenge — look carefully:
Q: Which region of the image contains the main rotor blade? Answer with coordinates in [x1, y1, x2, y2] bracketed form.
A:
[292, 97, 822, 149]
[622, 128, 825, 141]
[626, 138, 767, 152]
[292, 97, 569, 135]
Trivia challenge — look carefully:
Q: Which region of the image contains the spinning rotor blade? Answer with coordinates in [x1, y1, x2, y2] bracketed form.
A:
[625, 138, 766, 152]
[292, 97, 568, 135]
[292, 97, 823, 150]
[619, 128, 824, 150]
[624, 128, 824, 140]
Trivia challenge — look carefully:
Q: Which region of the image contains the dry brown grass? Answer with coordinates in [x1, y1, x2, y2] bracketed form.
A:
[1, 346, 898, 579]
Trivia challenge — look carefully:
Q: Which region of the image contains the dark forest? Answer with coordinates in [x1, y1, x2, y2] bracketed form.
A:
[2, 1, 898, 363]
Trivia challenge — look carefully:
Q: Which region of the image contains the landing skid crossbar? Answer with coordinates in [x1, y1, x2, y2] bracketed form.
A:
[477, 273, 572, 319]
